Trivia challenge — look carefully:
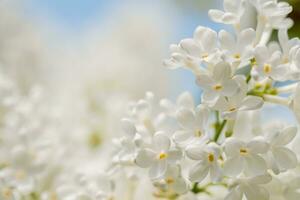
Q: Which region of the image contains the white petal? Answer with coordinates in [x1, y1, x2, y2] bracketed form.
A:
[243, 184, 269, 200]
[149, 160, 167, 180]
[195, 104, 210, 127]
[237, 28, 256, 49]
[224, 138, 243, 157]
[247, 137, 269, 154]
[153, 133, 171, 152]
[135, 149, 156, 168]
[249, 174, 272, 184]
[223, 157, 243, 176]
[212, 95, 229, 111]
[176, 92, 195, 110]
[222, 79, 239, 96]
[273, 147, 297, 170]
[173, 130, 193, 144]
[176, 108, 196, 129]
[210, 163, 222, 182]
[239, 96, 263, 111]
[180, 39, 201, 57]
[185, 145, 206, 160]
[245, 154, 267, 176]
[160, 99, 175, 114]
[202, 91, 219, 105]
[221, 13, 239, 24]
[209, 9, 226, 23]
[168, 149, 183, 163]
[224, 0, 240, 13]
[121, 118, 136, 137]
[273, 126, 297, 146]
[188, 162, 209, 182]
[196, 74, 215, 90]
[278, 28, 289, 50]
[172, 178, 189, 194]
[225, 187, 243, 200]
[254, 46, 269, 65]
[219, 30, 235, 51]
[193, 26, 217, 52]
[212, 61, 232, 82]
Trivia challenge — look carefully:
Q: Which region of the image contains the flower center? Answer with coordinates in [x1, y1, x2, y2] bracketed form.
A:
[208, 153, 214, 162]
[166, 178, 175, 184]
[15, 170, 26, 180]
[194, 129, 202, 137]
[1, 187, 12, 199]
[239, 148, 248, 155]
[213, 84, 223, 91]
[201, 53, 209, 59]
[229, 107, 236, 112]
[233, 54, 241, 60]
[158, 152, 168, 160]
[263, 64, 272, 74]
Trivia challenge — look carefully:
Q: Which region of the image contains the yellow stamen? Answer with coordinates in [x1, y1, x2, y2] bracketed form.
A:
[213, 84, 223, 91]
[201, 53, 209, 59]
[1, 187, 12, 199]
[229, 107, 236, 112]
[233, 54, 241, 60]
[208, 153, 214, 162]
[194, 130, 202, 137]
[158, 152, 168, 160]
[239, 148, 248, 155]
[166, 178, 175, 184]
[263, 64, 272, 74]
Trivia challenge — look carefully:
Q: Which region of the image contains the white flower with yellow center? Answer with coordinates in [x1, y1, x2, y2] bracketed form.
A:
[153, 165, 189, 195]
[196, 61, 239, 105]
[160, 91, 195, 117]
[223, 137, 269, 176]
[186, 143, 222, 183]
[179, 26, 221, 65]
[214, 76, 263, 119]
[253, 46, 287, 81]
[251, 0, 293, 29]
[219, 28, 256, 68]
[208, 0, 246, 27]
[265, 126, 298, 174]
[135, 132, 182, 180]
[173, 105, 209, 146]
[225, 174, 272, 200]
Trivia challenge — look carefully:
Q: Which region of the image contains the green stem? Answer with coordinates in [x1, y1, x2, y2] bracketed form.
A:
[213, 120, 227, 142]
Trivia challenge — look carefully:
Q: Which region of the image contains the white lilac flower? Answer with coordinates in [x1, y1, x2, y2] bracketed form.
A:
[163, 43, 202, 74]
[208, 0, 246, 28]
[288, 45, 300, 80]
[128, 92, 168, 136]
[225, 174, 272, 200]
[290, 83, 300, 123]
[219, 28, 256, 69]
[223, 137, 269, 176]
[196, 61, 239, 105]
[251, 0, 293, 29]
[253, 45, 288, 81]
[173, 105, 209, 146]
[179, 26, 221, 65]
[153, 165, 189, 195]
[278, 29, 300, 63]
[265, 126, 298, 174]
[135, 132, 182, 179]
[214, 76, 263, 119]
[160, 91, 195, 117]
[186, 143, 222, 183]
